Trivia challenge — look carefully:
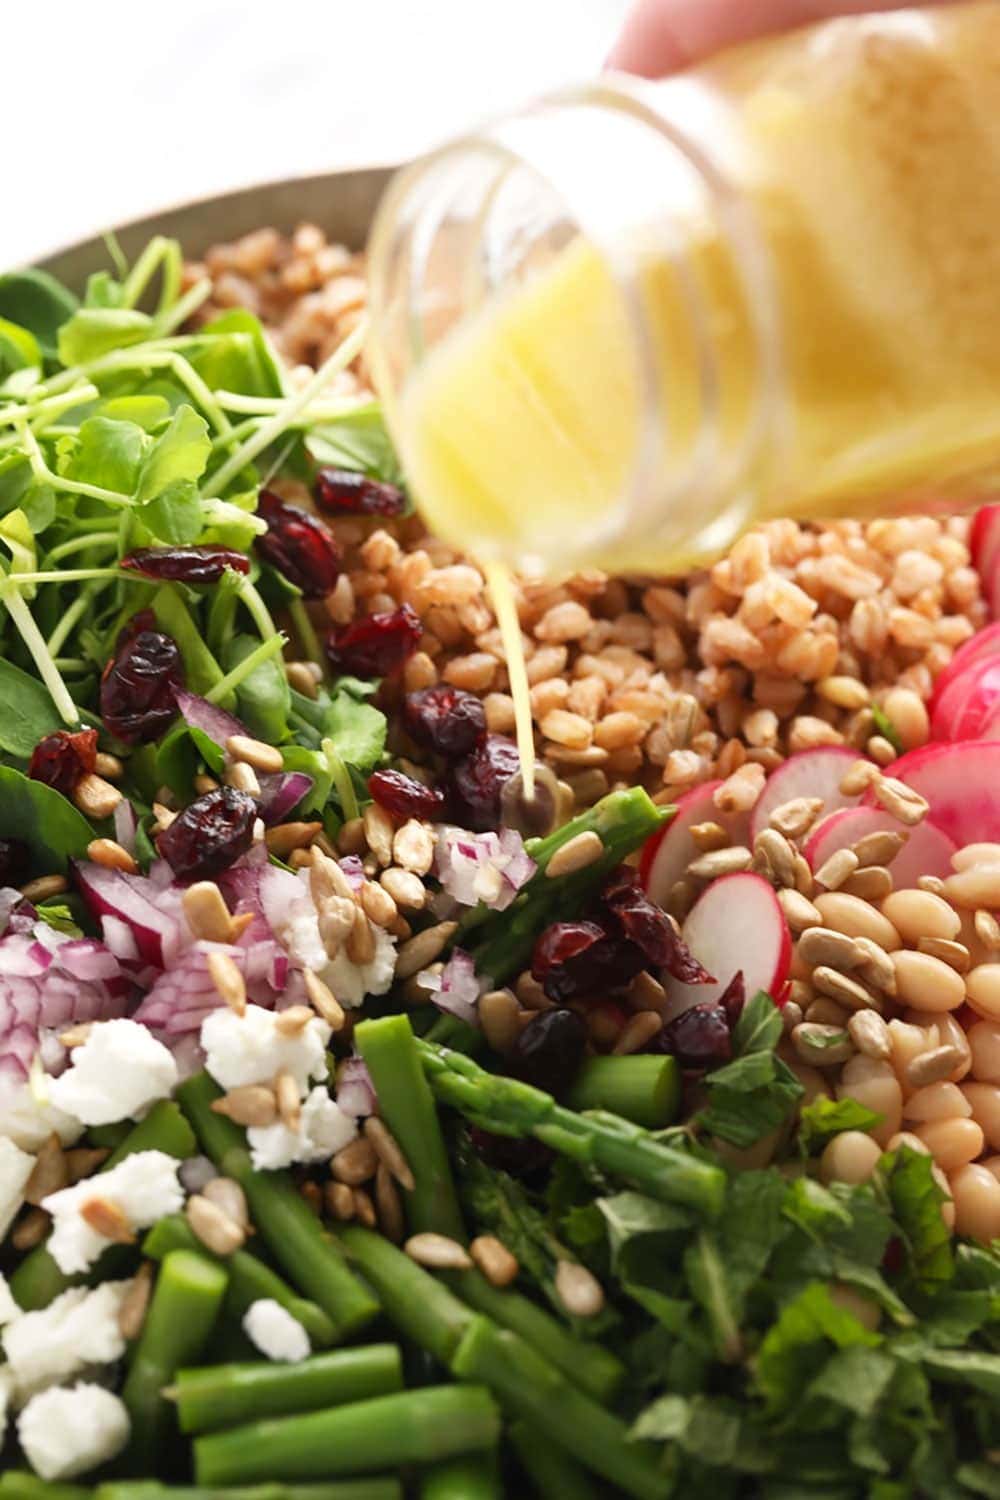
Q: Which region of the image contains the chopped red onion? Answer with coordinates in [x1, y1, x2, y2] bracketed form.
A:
[256, 772, 314, 825]
[419, 948, 484, 1025]
[173, 688, 247, 747]
[435, 826, 536, 912]
[336, 1056, 377, 1118]
[338, 856, 366, 892]
[112, 800, 138, 856]
[75, 862, 183, 969]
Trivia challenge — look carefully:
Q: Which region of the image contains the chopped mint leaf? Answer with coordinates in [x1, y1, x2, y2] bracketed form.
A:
[799, 1096, 883, 1152]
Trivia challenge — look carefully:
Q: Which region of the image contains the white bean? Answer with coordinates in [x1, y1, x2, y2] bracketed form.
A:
[948, 1163, 1000, 1242]
[944, 865, 1000, 909]
[959, 1081, 1000, 1150]
[982, 1155, 1000, 1184]
[813, 892, 901, 951]
[820, 1131, 882, 1186]
[903, 1010, 971, 1082]
[968, 1020, 1000, 1082]
[903, 1081, 972, 1123]
[952, 843, 1000, 871]
[882, 889, 961, 944]
[888, 1019, 939, 1088]
[837, 1056, 902, 1146]
[966, 964, 1000, 1022]
[913, 1116, 985, 1170]
[827, 1282, 882, 1332]
[891, 950, 966, 1012]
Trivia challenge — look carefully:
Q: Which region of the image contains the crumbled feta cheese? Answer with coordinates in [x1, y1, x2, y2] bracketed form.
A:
[0, 1083, 83, 1153]
[48, 1020, 178, 1125]
[247, 1085, 357, 1171]
[277, 880, 397, 1011]
[42, 1152, 184, 1275]
[324, 924, 397, 1010]
[0, 1369, 12, 1447]
[2, 1283, 130, 1398]
[0, 1136, 35, 1241]
[18, 1383, 130, 1479]
[242, 1299, 311, 1363]
[201, 1004, 331, 1094]
[0, 1272, 20, 1329]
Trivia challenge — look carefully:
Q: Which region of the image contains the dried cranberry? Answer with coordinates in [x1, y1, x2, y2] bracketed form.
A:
[531, 918, 644, 1002]
[100, 628, 183, 744]
[120, 546, 250, 585]
[368, 768, 444, 820]
[508, 1009, 587, 1098]
[602, 866, 713, 984]
[447, 735, 521, 832]
[327, 604, 422, 679]
[28, 729, 98, 796]
[315, 468, 405, 517]
[116, 609, 157, 651]
[718, 971, 746, 1028]
[157, 786, 257, 882]
[403, 685, 487, 760]
[0, 839, 29, 888]
[657, 1002, 732, 1069]
[256, 489, 341, 599]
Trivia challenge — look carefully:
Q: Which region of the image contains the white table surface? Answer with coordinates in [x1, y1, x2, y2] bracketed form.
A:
[5, 0, 629, 269]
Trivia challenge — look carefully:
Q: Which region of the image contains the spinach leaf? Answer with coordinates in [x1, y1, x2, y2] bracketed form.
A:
[65, 416, 146, 494]
[0, 766, 95, 873]
[139, 478, 203, 544]
[0, 658, 63, 757]
[135, 404, 211, 503]
[882, 1145, 953, 1289]
[322, 690, 386, 773]
[756, 1282, 881, 1417]
[189, 310, 283, 397]
[57, 308, 153, 366]
[150, 585, 227, 700]
[226, 632, 290, 744]
[0, 268, 78, 361]
[99, 394, 172, 431]
[0, 317, 42, 380]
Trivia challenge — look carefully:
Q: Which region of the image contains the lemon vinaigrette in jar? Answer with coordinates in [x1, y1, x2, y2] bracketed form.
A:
[366, 1, 1000, 790]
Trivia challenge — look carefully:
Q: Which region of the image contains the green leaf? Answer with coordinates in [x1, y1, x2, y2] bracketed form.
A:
[306, 401, 405, 487]
[870, 703, 903, 755]
[57, 308, 153, 366]
[227, 632, 290, 744]
[0, 268, 78, 361]
[322, 690, 387, 773]
[882, 1146, 953, 1288]
[732, 990, 784, 1054]
[922, 1349, 1000, 1400]
[805, 1345, 897, 1417]
[99, 394, 172, 431]
[21, 485, 55, 535]
[799, 1097, 884, 1153]
[0, 658, 64, 757]
[630, 1393, 690, 1443]
[66, 416, 147, 494]
[699, 1057, 803, 1148]
[958, 1463, 1000, 1499]
[706, 1049, 778, 1093]
[756, 1282, 881, 1417]
[0, 766, 95, 874]
[597, 1190, 693, 1267]
[84, 270, 125, 309]
[150, 585, 226, 699]
[135, 404, 211, 504]
[139, 478, 202, 544]
[189, 311, 284, 397]
[0, 317, 42, 380]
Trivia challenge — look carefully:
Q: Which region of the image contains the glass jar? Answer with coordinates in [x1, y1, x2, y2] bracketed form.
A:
[367, 2, 1000, 576]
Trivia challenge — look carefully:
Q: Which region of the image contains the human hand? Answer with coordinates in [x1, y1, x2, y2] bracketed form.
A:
[607, 0, 958, 75]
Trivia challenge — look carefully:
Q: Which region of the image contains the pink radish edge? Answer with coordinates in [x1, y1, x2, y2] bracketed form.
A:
[748, 745, 864, 843]
[871, 740, 1000, 847]
[662, 872, 791, 1023]
[639, 779, 750, 907]
[930, 620, 1000, 711]
[803, 804, 956, 886]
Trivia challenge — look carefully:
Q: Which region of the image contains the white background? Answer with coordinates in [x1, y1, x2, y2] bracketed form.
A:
[4, 0, 630, 268]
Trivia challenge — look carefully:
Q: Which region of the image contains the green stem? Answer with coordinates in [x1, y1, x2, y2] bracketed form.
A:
[95, 1485, 400, 1500]
[508, 1420, 601, 1500]
[566, 1055, 681, 1130]
[47, 583, 103, 657]
[174, 1345, 404, 1435]
[177, 1073, 378, 1340]
[45, 350, 231, 438]
[1, 585, 78, 725]
[354, 1016, 465, 1241]
[237, 578, 279, 641]
[336, 1225, 477, 1367]
[0, 1476, 92, 1500]
[322, 740, 359, 823]
[158, 277, 213, 335]
[451, 1318, 668, 1500]
[122, 1249, 229, 1473]
[10, 568, 130, 585]
[142, 1214, 337, 1349]
[418, 1455, 501, 1500]
[44, 532, 119, 564]
[289, 598, 322, 668]
[205, 322, 366, 497]
[193, 1387, 500, 1486]
[16, 419, 133, 507]
[205, 634, 286, 705]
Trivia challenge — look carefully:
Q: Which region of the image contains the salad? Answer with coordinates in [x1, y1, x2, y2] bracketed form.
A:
[0, 226, 998, 1500]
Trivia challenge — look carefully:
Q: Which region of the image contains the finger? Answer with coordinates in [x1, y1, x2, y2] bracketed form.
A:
[607, 0, 956, 77]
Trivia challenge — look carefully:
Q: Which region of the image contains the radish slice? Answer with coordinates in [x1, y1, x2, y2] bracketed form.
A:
[803, 804, 957, 887]
[970, 503, 1000, 577]
[748, 746, 864, 843]
[879, 741, 1000, 846]
[929, 622, 1000, 712]
[74, 861, 181, 969]
[662, 872, 791, 1022]
[931, 652, 1000, 742]
[640, 780, 750, 908]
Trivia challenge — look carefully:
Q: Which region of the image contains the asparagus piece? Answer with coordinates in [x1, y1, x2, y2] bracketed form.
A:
[174, 1346, 404, 1434]
[336, 1225, 476, 1366]
[420, 1013, 485, 1055]
[354, 1016, 465, 1240]
[143, 1215, 336, 1348]
[0, 1478, 91, 1500]
[508, 1420, 601, 1500]
[446, 1270, 624, 1404]
[451, 1317, 669, 1500]
[122, 1249, 229, 1474]
[178, 1073, 378, 1339]
[10, 1100, 197, 1312]
[96, 1485, 400, 1500]
[469, 788, 670, 982]
[566, 1055, 680, 1130]
[418, 1456, 501, 1500]
[194, 1387, 501, 1485]
[416, 1039, 725, 1217]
